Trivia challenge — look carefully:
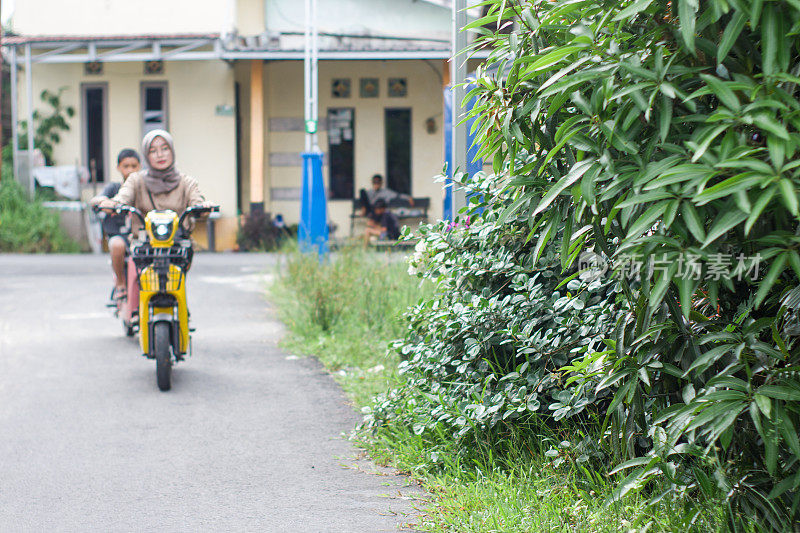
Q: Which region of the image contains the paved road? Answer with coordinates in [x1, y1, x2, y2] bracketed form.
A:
[0, 253, 420, 532]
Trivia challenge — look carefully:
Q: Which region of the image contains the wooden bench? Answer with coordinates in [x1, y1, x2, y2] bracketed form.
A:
[350, 197, 430, 237]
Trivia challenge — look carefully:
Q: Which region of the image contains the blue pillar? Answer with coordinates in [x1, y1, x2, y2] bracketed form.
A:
[299, 152, 328, 256]
[443, 84, 483, 222]
[443, 88, 454, 221]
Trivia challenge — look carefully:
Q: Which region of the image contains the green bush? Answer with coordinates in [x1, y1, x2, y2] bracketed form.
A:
[0, 178, 79, 253]
[367, 0, 800, 528]
[368, 220, 624, 445]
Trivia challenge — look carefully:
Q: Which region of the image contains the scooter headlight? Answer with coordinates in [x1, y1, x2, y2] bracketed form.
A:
[152, 221, 173, 240]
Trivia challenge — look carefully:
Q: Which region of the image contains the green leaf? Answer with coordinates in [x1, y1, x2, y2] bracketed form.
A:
[691, 124, 729, 162]
[679, 0, 698, 54]
[766, 419, 778, 476]
[644, 164, 715, 190]
[750, 401, 766, 439]
[752, 114, 790, 140]
[768, 477, 798, 499]
[694, 172, 763, 205]
[755, 253, 787, 307]
[613, 0, 654, 20]
[686, 344, 733, 375]
[788, 250, 800, 279]
[682, 202, 706, 241]
[700, 75, 740, 112]
[678, 276, 697, 318]
[762, 4, 778, 76]
[608, 456, 655, 475]
[533, 159, 596, 217]
[778, 178, 799, 216]
[496, 193, 528, 226]
[658, 95, 673, 143]
[617, 190, 674, 208]
[626, 201, 669, 239]
[751, 0, 764, 27]
[717, 10, 747, 64]
[778, 406, 800, 458]
[532, 215, 555, 264]
[702, 209, 747, 247]
[757, 384, 800, 401]
[754, 393, 772, 418]
[745, 186, 776, 235]
[528, 45, 587, 72]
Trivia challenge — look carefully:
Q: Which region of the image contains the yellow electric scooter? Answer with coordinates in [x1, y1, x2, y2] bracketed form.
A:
[112, 204, 218, 391]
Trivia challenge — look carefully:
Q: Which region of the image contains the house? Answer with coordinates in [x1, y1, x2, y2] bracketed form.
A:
[4, 0, 486, 250]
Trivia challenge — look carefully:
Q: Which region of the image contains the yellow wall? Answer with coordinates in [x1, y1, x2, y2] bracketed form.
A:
[237, 0, 266, 36]
[21, 60, 239, 249]
[261, 59, 446, 234]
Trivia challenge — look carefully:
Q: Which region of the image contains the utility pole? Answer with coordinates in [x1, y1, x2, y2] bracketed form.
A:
[299, 0, 327, 256]
[450, 0, 468, 218]
[303, 0, 319, 153]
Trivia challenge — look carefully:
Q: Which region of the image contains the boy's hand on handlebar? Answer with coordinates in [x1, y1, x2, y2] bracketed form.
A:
[97, 198, 119, 212]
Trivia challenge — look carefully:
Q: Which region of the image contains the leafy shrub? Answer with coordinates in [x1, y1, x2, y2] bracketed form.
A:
[0, 177, 79, 253]
[368, 219, 624, 446]
[236, 211, 288, 251]
[18, 88, 75, 166]
[369, 0, 800, 528]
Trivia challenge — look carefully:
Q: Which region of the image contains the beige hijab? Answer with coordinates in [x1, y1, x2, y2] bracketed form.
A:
[141, 129, 181, 194]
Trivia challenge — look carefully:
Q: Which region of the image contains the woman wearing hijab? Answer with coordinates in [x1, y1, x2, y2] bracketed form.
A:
[95, 129, 213, 298]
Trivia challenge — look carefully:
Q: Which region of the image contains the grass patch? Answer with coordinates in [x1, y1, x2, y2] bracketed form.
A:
[271, 245, 429, 405]
[271, 247, 731, 532]
[363, 424, 729, 532]
[0, 177, 80, 253]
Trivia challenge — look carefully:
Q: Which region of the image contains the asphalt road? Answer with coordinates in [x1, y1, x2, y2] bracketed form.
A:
[0, 253, 420, 532]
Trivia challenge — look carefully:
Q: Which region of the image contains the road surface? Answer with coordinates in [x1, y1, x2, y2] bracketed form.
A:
[0, 253, 420, 532]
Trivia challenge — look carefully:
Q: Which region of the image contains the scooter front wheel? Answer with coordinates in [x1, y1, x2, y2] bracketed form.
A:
[154, 322, 172, 391]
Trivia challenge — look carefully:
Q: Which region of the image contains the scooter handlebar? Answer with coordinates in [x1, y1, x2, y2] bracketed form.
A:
[93, 203, 146, 226]
[178, 205, 219, 228]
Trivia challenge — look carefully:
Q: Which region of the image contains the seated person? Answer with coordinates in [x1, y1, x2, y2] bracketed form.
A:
[364, 199, 401, 242]
[358, 173, 414, 216]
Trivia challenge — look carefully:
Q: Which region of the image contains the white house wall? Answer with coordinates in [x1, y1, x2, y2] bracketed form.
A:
[13, 0, 233, 36]
[264, 0, 450, 40]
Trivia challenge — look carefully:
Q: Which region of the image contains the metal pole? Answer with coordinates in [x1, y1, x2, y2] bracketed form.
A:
[10, 45, 18, 181]
[303, 0, 312, 153]
[310, 0, 319, 152]
[450, 0, 468, 216]
[25, 43, 34, 198]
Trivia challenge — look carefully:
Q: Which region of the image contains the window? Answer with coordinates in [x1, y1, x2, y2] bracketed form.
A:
[327, 108, 355, 199]
[385, 108, 411, 195]
[82, 83, 108, 183]
[141, 82, 168, 135]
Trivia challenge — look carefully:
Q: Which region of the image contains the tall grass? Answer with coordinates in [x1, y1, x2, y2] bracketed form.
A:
[271, 245, 429, 404]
